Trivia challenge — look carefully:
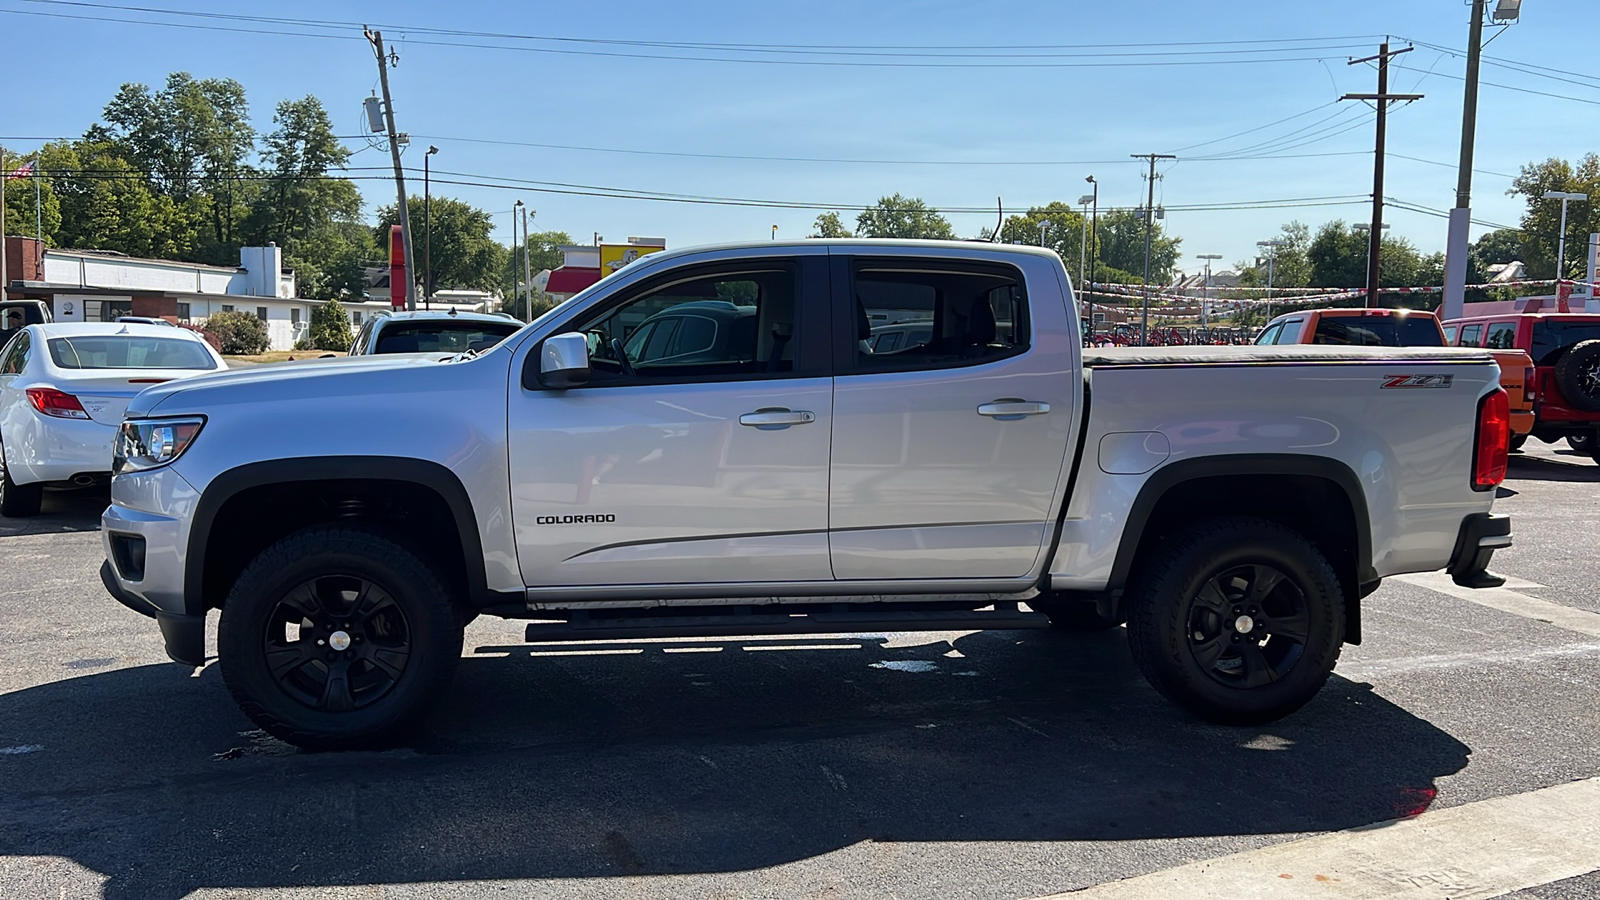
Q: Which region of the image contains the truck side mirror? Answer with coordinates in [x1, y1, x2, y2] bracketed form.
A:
[535, 332, 591, 389]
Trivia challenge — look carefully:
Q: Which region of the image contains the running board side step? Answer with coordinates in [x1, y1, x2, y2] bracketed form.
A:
[524, 607, 1049, 643]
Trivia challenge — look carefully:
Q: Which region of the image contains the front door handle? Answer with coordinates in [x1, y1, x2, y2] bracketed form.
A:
[977, 400, 1050, 421]
[739, 407, 816, 430]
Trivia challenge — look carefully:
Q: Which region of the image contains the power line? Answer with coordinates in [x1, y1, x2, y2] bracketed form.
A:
[1170, 100, 1340, 153]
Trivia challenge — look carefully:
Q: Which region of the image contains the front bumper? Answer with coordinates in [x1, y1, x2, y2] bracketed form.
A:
[1446, 512, 1512, 588]
[100, 466, 205, 665]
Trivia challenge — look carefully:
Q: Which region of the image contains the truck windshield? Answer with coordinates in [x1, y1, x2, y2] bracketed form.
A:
[1311, 315, 1442, 346]
[48, 336, 217, 369]
[1530, 319, 1600, 366]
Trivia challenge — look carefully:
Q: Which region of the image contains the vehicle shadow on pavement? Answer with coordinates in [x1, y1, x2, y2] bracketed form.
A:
[0, 628, 1470, 899]
[1506, 453, 1600, 483]
[0, 489, 104, 537]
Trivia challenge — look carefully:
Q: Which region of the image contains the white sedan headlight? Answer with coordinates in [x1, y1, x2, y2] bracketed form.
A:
[113, 417, 205, 475]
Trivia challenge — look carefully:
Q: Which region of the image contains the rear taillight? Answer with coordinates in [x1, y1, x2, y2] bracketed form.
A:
[1523, 366, 1535, 404]
[25, 387, 90, 420]
[1474, 389, 1510, 490]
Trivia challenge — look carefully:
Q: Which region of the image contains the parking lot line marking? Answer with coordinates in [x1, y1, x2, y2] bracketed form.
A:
[1036, 775, 1600, 900]
[1394, 572, 1600, 638]
[1339, 640, 1600, 679]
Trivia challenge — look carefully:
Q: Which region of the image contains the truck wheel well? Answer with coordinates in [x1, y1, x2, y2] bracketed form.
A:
[200, 479, 470, 613]
[1122, 473, 1364, 642]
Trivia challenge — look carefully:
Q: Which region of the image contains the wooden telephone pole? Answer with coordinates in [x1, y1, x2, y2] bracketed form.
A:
[1343, 43, 1422, 307]
[365, 28, 417, 312]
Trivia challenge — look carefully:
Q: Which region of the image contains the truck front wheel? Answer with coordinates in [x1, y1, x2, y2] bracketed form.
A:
[1126, 517, 1344, 725]
[218, 526, 464, 751]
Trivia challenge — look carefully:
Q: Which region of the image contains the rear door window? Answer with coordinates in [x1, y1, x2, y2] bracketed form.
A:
[844, 260, 1027, 372]
[1459, 324, 1484, 348]
[1485, 322, 1517, 349]
[1443, 325, 1459, 344]
[1276, 319, 1305, 343]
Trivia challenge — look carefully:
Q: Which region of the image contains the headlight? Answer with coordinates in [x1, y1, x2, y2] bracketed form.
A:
[113, 417, 205, 476]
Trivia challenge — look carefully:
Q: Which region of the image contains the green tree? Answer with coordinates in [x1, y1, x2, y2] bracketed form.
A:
[378, 195, 504, 294]
[1305, 220, 1430, 304]
[47, 140, 192, 258]
[1235, 222, 1312, 289]
[205, 309, 269, 355]
[1509, 155, 1600, 280]
[242, 96, 360, 293]
[996, 201, 1089, 265]
[854, 194, 955, 239]
[309, 298, 354, 350]
[1094, 208, 1181, 283]
[810, 211, 853, 238]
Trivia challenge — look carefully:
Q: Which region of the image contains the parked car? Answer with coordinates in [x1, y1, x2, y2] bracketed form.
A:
[1, 299, 52, 348]
[100, 241, 1510, 750]
[867, 319, 934, 354]
[1260, 307, 1536, 446]
[348, 309, 523, 356]
[1442, 310, 1600, 462]
[0, 322, 225, 516]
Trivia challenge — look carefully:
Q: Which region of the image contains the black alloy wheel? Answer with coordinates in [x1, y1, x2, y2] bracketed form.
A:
[264, 575, 412, 713]
[219, 526, 463, 750]
[1184, 563, 1309, 689]
[1126, 517, 1344, 725]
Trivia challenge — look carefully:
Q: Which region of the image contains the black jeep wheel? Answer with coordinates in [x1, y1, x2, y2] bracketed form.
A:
[218, 526, 463, 751]
[1554, 340, 1600, 413]
[1126, 517, 1344, 725]
[1568, 432, 1593, 453]
[0, 442, 43, 518]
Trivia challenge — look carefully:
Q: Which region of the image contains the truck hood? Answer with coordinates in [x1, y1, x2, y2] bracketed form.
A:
[125, 352, 461, 417]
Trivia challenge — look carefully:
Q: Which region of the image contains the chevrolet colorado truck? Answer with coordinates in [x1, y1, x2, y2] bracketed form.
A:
[98, 241, 1513, 750]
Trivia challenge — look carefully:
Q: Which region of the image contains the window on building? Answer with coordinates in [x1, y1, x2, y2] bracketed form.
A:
[221, 304, 235, 313]
[177, 302, 191, 322]
[290, 308, 301, 325]
[352, 311, 364, 325]
[256, 307, 268, 322]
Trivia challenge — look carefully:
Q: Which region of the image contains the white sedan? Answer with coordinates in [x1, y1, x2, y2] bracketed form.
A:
[0, 322, 225, 517]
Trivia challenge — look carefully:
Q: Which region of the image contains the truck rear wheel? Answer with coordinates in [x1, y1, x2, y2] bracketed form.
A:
[218, 526, 463, 751]
[1125, 517, 1344, 725]
[0, 443, 42, 518]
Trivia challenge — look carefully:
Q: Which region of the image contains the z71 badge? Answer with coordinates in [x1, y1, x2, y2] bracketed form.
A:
[1381, 374, 1454, 389]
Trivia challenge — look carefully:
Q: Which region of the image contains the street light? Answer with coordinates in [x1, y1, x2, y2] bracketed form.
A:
[1257, 240, 1287, 320]
[423, 145, 438, 308]
[1039, 220, 1052, 249]
[771, 224, 778, 240]
[1547, 191, 1590, 284]
[1198, 254, 1223, 329]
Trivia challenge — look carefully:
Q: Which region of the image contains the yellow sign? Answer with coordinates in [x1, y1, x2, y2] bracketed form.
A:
[600, 243, 666, 276]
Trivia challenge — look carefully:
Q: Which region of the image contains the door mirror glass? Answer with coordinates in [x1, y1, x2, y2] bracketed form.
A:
[538, 332, 591, 388]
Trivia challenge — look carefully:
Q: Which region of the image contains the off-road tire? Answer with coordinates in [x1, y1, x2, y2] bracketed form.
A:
[1030, 594, 1124, 631]
[0, 442, 42, 518]
[218, 526, 463, 751]
[1553, 340, 1600, 413]
[1125, 517, 1345, 725]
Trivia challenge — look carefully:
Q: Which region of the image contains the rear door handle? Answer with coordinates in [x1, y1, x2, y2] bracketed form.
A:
[739, 408, 817, 430]
[977, 400, 1050, 421]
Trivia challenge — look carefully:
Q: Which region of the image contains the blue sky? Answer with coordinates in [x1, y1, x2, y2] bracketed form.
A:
[1, 0, 1596, 276]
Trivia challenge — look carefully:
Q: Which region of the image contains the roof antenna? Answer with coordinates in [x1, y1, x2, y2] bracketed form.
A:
[991, 197, 1003, 242]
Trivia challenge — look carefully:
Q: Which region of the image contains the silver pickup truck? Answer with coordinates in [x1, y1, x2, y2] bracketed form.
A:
[98, 240, 1512, 749]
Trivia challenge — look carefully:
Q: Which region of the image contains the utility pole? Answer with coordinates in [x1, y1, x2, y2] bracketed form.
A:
[423, 145, 438, 308]
[365, 28, 417, 312]
[1443, 0, 1515, 321]
[1344, 43, 1422, 309]
[1085, 175, 1098, 317]
[1, 152, 8, 305]
[521, 204, 532, 319]
[512, 201, 524, 320]
[1131, 153, 1175, 345]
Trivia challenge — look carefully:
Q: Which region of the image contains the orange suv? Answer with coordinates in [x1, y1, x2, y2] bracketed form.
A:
[1443, 310, 1600, 462]
[1256, 308, 1536, 445]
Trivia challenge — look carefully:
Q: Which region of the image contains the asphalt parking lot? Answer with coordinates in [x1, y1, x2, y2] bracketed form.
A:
[2, 441, 1599, 900]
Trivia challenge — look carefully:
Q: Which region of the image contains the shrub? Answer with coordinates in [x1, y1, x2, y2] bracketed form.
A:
[179, 323, 222, 353]
[293, 336, 313, 351]
[205, 310, 270, 355]
[310, 299, 355, 351]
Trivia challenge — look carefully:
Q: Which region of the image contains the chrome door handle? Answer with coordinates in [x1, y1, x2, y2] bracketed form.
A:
[739, 408, 816, 429]
[977, 400, 1050, 421]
